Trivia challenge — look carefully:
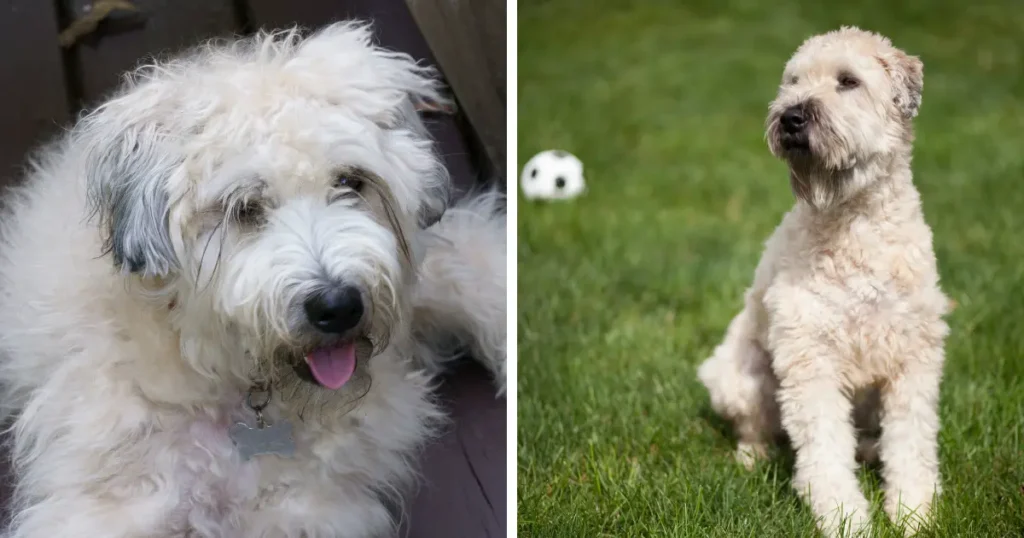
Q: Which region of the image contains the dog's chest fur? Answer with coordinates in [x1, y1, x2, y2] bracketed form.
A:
[755, 177, 949, 386]
[144, 351, 438, 537]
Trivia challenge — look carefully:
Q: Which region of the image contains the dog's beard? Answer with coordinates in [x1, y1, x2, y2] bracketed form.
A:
[787, 159, 853, 210]
[277, 361, 374, 421]
[768, 117, 860, 210]
[244, 336, 378, 421]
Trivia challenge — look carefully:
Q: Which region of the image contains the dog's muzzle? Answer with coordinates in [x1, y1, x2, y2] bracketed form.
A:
[292, 284, 369, 390]
[779, 103, 811, 152]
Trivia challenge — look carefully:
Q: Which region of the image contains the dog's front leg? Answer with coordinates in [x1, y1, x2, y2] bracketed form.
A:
[5, 462, 189, 538]
[878, 352, 943, 536]
[771, 337, 871, 537]
[4, 392, 233, 538]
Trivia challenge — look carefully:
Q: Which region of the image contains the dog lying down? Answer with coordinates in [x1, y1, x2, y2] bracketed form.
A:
[0, 22, 505, 538]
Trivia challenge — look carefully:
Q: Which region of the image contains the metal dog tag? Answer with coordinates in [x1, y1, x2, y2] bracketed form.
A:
[229, 383, 296, 461]
[229, 419, 295, 461]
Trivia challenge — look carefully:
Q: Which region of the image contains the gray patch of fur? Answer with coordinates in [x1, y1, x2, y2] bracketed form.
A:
[83, 124, 180, 277]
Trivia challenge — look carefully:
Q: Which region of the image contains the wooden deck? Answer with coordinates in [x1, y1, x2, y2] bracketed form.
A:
[0, 1, 506, 536]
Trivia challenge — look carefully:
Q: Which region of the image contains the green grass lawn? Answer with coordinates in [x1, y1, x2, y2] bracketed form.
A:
[516, 0, 1024, 536]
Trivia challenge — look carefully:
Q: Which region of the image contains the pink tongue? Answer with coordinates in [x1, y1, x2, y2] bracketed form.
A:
[304, 342, 357, 390]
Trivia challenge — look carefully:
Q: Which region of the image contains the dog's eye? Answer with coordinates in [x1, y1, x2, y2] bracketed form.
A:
[233, 200, 265, 226]
[837, 73, 860, 90]
[334, 174, 365, 192]
[787, 75, 799, 85]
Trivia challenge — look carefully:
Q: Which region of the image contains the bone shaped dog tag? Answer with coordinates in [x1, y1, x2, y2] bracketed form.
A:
[229, 419, 295, 461]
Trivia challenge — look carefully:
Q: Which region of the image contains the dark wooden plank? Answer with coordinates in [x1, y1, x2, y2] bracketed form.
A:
[398, 361, 507, 538]
[63, 0, 239, 106]
[404, 0, 506, 181]
[0, 1, 71, 185]
[245, 0, 482, 193]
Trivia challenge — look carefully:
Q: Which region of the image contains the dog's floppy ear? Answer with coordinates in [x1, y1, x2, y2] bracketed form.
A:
[82, 113, 181, 277]
[393, 98, 451, 229]
[882, 49, 924, 119]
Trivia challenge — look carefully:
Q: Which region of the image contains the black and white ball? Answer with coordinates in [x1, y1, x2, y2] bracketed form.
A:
[520, 150, 586, 201]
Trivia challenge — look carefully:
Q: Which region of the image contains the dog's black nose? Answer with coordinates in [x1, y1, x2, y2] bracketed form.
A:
[780, 105, 807, 133]
[304, 286, 364, 334]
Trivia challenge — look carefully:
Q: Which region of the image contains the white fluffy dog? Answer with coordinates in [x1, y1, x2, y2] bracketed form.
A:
[0, 22, 506, 538]
[698, 27, 949, 537]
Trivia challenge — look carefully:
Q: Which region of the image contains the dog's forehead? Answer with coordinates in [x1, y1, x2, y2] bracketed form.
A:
[785, 41, 888, 80]
[167, 65, 430, 208]
[190, 106, 386, 196]
[182, 61, 390, 127]
[200, 145, 353, 202]
[785, 28, 903, 78]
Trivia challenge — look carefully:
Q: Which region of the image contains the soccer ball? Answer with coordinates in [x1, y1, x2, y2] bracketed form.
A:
[520, 150, 586, 201]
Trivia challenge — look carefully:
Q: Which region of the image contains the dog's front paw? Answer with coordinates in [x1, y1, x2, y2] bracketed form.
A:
[817, 502, 872, 538]
[803, 488, 872, 538]
[885, 492, 936, 537]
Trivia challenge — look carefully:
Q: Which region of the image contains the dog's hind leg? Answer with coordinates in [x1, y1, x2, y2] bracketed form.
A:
[697, 304, 781, 469]
[412, 190, 507, 394]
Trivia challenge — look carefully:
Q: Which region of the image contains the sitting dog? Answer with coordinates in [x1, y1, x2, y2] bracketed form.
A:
[0, 22, 505, 538]
[698, 27, 949, 537]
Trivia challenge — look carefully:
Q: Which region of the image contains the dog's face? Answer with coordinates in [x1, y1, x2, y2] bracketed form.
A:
[766, 27, 923, 207]
[79, 23, 449, 391]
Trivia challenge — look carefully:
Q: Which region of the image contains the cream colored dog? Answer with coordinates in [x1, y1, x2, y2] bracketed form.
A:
[698, 27, 949, 537]
[0, 22, 505, 538]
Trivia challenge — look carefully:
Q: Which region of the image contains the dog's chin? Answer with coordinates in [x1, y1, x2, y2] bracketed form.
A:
[777, 130, 862, 174]
[779, 133, 812, 158]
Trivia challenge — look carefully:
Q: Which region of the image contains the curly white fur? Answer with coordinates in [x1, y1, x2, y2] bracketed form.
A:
[698, 27, 948, 537]
[0, 22, 505, 538]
